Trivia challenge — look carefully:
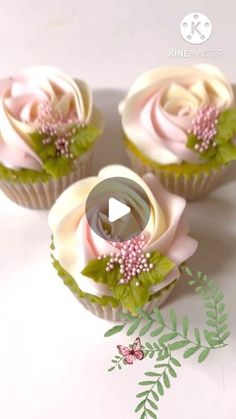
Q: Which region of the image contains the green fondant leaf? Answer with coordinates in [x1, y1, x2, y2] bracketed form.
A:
[81, 256, 120, 286]
[113, 279, 149, 314]
[81, 251, 175, 313]
[31, 131, 56, 158]
[0, 124, 100, 183]
[29, 124, 100, 180]
[138, 253, 175, 287]
[70, 125, 101, 157]
[216, 108, 236, 144]
[0, 162, 51, 184]
[187, 133, 217, 160]
[52, 254, 120, 308]
[186, 108, 236, 164]
[217, 143, 236, 164]
[42, 156, 73, 178]
[186, 133, 198, 150]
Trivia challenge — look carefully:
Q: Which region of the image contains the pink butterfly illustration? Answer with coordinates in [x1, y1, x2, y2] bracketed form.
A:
[117, 337, 144, 365]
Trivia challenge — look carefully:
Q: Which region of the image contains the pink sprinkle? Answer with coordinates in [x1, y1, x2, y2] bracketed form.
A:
[36, 99, 82, 158]
[102, 234, 154, 285]
[188, 105, 220, 154]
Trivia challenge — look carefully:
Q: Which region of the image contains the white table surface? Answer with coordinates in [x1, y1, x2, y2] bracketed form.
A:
[0, 1, 236, 418]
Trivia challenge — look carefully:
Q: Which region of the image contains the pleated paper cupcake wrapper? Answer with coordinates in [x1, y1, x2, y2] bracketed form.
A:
[77, 282, 176, 322]
[0, 150, 93, 210]
[127, 149, 227, 201]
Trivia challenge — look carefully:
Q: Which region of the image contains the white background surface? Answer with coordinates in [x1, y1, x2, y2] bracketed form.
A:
[0, 1, 236, 418]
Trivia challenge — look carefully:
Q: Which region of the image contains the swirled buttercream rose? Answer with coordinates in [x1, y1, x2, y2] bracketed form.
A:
[0, 66, 100, 171]
[49, 165, 197, 311]
[119, 64, 234, 164]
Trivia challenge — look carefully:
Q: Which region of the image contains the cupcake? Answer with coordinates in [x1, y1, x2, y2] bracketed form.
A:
[0, 66, 103, 209]
[119, 64, 236, 200]
[48, 165, 197, 321]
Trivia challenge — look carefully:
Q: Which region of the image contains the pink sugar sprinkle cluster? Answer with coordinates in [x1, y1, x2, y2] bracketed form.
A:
[36, 100, 81, 158]
[188, 105, 220, 153]
[98, 234, 154, 287]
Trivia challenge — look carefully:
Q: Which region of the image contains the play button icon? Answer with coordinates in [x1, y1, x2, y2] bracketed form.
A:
[85, 177, 151, 242]
[108, 198, 130, 222]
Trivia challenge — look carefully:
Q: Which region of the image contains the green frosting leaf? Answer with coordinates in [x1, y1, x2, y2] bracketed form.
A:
[70, 125, 101, 157]
[0, 124, 101, 183]
[217, 143, 236, 163]
[42, 156, 73, 179]
[30, 124, 101, 179]
[113, 279, 150, 314]
[52, 251, 175, 311]
[216, 108, 236, 145]
[138, 253, 176, 286]
[0, 162, 51, 184]
[187, 108, 236, 165]
[81, 256, 121, 286]
[186, 134, 217, 161]
[81, 252, 175, 313]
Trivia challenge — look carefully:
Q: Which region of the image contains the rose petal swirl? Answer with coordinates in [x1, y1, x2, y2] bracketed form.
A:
[119, 64, 234, 164]
[0, 66, 102, 170]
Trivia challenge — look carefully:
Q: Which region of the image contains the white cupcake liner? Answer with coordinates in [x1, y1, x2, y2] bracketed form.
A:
[75, 282, 176, 322]
[0, 149, 93, 209]
[127, 149, 227, 201]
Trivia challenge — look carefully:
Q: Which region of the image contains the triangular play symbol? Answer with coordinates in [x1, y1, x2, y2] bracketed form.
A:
[108, 198, 131, 223]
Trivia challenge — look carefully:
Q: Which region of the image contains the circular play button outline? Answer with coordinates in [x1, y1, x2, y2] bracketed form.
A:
[85, 177, 151, 242]
[108, 197, 131, 222]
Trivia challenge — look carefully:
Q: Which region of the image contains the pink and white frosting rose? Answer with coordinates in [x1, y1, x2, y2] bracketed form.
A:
[48, 165, 197, 298]
[119, 64, 234, 165]
[0, 66, 101, 171]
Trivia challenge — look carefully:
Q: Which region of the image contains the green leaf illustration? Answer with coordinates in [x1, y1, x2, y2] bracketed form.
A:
[183, 346, 200, 359]
[183, 316, 189, 338]
[163, 372, 170, 388]
[127, 319, 141, 336]
[169, 340, 188, 350]
[170, 309, 177, 330]
[198, 348, 210, 363]
[104, 324, 125, 337]
[139, 320, 154, 337]
[106, 267, 230, 418]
